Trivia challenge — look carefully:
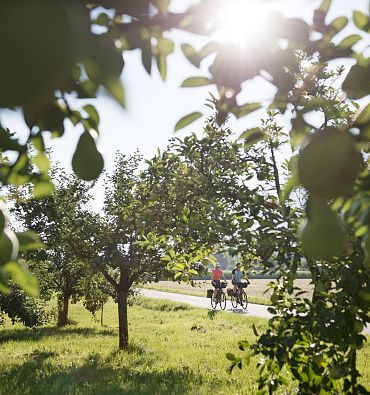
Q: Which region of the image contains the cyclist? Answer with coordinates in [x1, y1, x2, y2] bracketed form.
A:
[211, 262, 226, 299]
[231, 262, 248, 294]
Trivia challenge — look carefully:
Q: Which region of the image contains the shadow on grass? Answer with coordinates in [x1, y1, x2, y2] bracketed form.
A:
[0, 326, 116, 344]
[207, 310, 219, 320]
[1, 349, 203, 395]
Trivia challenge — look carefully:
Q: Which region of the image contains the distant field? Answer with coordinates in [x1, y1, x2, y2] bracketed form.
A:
[142, 279, 314, 305]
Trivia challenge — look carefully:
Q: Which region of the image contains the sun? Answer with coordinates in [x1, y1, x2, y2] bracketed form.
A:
[215, 0, 269, 46]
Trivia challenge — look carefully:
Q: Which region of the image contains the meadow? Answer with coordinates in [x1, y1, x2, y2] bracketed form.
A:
[1, 295, 369, 395]
[142, 279, 314, 305]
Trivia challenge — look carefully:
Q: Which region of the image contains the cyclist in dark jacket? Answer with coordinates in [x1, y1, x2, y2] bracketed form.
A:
[232, 263, 247, 294]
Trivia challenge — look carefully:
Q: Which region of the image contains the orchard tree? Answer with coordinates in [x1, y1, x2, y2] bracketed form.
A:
[91, 153, 173, 349]
[78, 272, 113, 326]
[0, 284, 50, 328]
[151, 114, 283, 272]
[0, 0, 368, 295]
[11, 166, 97, 326]
[225, 36, 370, 395]
[92, 122, 268, 349]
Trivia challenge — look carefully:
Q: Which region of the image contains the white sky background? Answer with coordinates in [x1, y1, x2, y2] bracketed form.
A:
[1, 0, 368, 211]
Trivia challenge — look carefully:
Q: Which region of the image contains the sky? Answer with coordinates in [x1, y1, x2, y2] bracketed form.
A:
[1, 0, 368, 211]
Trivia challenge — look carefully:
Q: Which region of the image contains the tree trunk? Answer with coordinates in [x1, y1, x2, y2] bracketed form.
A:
[100, 303, 104, 326]
[269, 141, 282, 199]
[57, 294, 69, 326]
[118, 290, 129, 349]
[350, 349, 357, 393]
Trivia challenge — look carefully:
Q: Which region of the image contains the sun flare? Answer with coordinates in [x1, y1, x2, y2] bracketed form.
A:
[216, 0, 268, 46]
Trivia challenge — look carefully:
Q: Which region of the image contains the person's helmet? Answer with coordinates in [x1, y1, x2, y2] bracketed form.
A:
[215, 262, 220, 268]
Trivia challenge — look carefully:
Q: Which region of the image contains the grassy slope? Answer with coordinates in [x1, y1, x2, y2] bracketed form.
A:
[142, 279, 314, 306]
[0, 297, 369, 395]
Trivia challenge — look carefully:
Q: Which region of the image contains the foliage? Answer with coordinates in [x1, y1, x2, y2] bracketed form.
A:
[145, 119, 265, 276]
[0, 284, 50, 328]
[10, 165, 97, 326]
[0, 0, 369, 392]
[78, 272, 113, 321]
[220, 8, 370, 393]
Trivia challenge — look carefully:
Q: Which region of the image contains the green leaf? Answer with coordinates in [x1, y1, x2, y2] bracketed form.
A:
[141, 42, 152, 75]
[0, 127, 24, 151]
[181, 43, 201, 68]
[95, 13, 110, 26]
[343, 62, 370, 99]
[153, 0, 169, 15]
[252, 323, 259, 336]
[226, 353, 236, 361]
[338, 34, 362, 48]
[354, 103, 370, 126]
[174, 112, 203, 132]
[8, 153, 30, 185]
[353, 11, 369, 32]
[199, 41, 219, 59]
[0, 210, 5, 233]
[85, 34, 124, 83]
[157, 54, 167, 81]
[330, 16, 348, 32]
[3, 261, 39, 297]
[319, 0, 331, 13]
[33, 180, 55, 198]
[157, 37, 174, 55]
[33, 153, 50, 173]
[181, 77, 212, 88]
[240, 128, 266, 148]
[83, 104, 100, 128]
[281, 174, 298, 202]
[16, 231, 44, 251]
[72, 131, 104, 181]
[300, 97, 329, 113]
[104, 78, 125, 107]
[233, 103, 261, 119]
[0, 230, 18, 265]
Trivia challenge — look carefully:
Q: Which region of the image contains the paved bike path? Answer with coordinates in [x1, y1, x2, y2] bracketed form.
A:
[139, 289, 370, 334]
[140, 289, 273, 319]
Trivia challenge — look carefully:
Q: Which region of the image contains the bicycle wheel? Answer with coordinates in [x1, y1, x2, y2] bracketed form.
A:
[231, 294, 237, 308]
[210, 291, 217, 309]
[220, 292, 226, 310]
[241, 291, 248, 310]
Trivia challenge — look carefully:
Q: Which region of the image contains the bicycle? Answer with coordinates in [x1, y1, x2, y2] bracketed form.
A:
[210, 282, 227, 310]
[230, 282, 249, 310]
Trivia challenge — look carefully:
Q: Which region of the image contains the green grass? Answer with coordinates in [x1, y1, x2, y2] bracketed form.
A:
[0, 297, 369, 395]
[141, 279, 314, 306]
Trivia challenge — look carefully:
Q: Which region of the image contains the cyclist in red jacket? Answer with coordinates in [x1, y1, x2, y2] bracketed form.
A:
[211, 263, 226, 298]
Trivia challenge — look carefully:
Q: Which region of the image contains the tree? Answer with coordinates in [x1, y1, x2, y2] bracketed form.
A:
[11, 166, 97, 326]
[0, 284, 50, 328]
[90, 121, 267, 349]
[226, 50, 370, 395]
[89, 153, 173, 349]
[0, 0, 369, 391]
[0, 0, 363, 283]
[0, 0, 368, 296]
